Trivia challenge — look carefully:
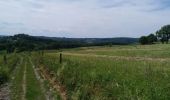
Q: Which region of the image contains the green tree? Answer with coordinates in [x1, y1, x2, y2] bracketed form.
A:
[148, 34, 157, 44]
[156, 25, 170, 44]
[139, 36, 148, 45]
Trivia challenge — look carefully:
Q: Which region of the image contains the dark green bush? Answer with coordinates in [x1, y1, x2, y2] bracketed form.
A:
[0, 69, 9, 85]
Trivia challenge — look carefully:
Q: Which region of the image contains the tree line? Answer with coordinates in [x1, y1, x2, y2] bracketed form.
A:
[0, 34, 137, 53]
[139, 25, 170, 45]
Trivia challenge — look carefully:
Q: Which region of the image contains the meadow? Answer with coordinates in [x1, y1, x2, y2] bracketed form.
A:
[1, 44, 170, 100]
[34, 44, 170, 100]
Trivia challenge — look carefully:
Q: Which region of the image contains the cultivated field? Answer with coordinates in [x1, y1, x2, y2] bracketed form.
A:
[1, 44, 170, 100]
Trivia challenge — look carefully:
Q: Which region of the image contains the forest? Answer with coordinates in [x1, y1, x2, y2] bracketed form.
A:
[0, 34, 138, 53]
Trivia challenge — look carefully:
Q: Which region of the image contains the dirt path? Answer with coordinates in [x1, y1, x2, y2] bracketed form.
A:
[38, 66, 67, 100]
[0, 84, 10, 100]
[29, 58, 50, 100]
[29, 57, 67, 100]
[22, 61, 27, 100]
[63, 53, 170, 62]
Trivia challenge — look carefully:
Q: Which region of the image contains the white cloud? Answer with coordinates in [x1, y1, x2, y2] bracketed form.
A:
[0, 0, 170, 37]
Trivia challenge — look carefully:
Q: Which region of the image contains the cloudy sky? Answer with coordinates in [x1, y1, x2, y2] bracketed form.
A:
[0, 0, 170, 38]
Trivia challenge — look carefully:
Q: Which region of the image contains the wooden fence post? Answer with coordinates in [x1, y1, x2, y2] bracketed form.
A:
[60, 53, 62, 64]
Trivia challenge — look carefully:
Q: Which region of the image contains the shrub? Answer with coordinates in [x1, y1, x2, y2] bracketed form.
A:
[0, 69, 9, 85]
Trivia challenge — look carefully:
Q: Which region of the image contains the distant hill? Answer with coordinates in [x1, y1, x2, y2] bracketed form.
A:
[36, 36, 138, 44]
[0, 34, 138, 52]
[0, 35, 6, 38]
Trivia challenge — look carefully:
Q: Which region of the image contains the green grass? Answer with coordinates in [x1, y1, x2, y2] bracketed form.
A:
[0, 53, 19, 85]
[31, 54, 63, 100]
[61, 44, 170, 58]
[25, 57, 45, 100]
[34, 44, 170, 100]
[10, 55, 45, 100]
[39, 54, 170, 99]
[0, 53, 20, 99]
[10, 56, 24, 100]
[2, 44, 170, 100]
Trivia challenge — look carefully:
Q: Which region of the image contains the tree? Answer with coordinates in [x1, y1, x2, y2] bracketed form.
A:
[156, 25, 170, 44]
[6, 43, 15, 53]
[148, 34, 157, 43]
[139, 34, 157, 45]
[139, 36, 148, 45]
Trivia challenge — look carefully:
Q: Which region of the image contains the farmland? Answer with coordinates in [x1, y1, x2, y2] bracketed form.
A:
[1, 44, 170, 100]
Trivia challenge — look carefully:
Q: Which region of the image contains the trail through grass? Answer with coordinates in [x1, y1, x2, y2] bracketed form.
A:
[10, 54, 46, 100]
[25, 57, 45, 100]
[10, 57, 24, 100]
[22, 60, 26, 100]
[61, 52, 170, 62]
[62, 44, 170, 58]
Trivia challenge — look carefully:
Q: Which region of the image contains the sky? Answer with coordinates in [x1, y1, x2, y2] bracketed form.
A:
[0, 0, 170, 38]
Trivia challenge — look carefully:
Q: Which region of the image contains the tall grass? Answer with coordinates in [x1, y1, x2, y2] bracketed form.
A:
[0, 53, 19, 85]
[33, 51, 170, 100]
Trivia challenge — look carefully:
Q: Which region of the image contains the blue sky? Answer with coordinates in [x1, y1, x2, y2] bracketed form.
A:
[0, 0, 170, 38]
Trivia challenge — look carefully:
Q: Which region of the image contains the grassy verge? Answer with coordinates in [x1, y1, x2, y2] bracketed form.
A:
[0, 54, 19, 85]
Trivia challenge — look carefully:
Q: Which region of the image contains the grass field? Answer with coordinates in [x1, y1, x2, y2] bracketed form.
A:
[1, 44, 170, 100]
[62, 44, 170, 58]
[34, 44, 170, 100]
